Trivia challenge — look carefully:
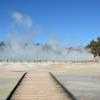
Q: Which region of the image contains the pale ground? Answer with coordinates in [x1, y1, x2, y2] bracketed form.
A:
[0, 71, 24, 100]
[0, 61, 100, 75]
[0, 61, 100, 100]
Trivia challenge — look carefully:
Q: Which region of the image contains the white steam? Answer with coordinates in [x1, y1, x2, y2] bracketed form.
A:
[12, 11, 32, 28]
[0, 11, 94, 61]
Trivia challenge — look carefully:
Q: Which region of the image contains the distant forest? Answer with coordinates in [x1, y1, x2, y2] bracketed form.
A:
[0, 37, 100, 58]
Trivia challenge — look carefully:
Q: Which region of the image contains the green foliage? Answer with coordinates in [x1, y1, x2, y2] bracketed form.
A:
[86, 37, 100, 57]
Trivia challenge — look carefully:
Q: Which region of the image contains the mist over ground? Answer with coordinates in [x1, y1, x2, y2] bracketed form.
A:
[0, 41, 94, 61]
[0, 11, 94, 61]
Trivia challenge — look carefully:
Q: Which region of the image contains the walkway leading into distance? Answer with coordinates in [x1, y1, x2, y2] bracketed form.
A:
[11, 72, 72, 100]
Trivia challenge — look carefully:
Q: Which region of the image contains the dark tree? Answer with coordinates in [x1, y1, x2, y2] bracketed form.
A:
[86, 37, 100, 57]
[0, 41, 5, 47]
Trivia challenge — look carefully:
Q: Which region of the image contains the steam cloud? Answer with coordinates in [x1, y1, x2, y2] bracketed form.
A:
[12, 11, 32, 28]
[0, 11, 94, 61]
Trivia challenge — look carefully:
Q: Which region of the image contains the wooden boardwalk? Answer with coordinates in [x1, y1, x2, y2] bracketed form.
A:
[11, 72, 71, 100]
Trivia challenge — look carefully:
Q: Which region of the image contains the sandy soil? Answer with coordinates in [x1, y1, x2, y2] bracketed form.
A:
[0, 61, 100, 75]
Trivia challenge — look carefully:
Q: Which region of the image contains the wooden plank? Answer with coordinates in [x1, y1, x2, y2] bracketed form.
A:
[11, 72, 71, 100]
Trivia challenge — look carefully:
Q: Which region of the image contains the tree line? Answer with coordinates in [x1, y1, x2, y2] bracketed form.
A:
[86, 37, 100, 58]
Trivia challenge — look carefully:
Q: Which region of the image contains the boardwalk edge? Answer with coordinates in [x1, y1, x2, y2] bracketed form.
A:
[6, 72, 27, 100]
[49, 73, 77, 100]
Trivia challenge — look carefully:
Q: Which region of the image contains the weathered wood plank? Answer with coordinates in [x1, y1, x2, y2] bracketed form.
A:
[11, 72, 71, 100]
